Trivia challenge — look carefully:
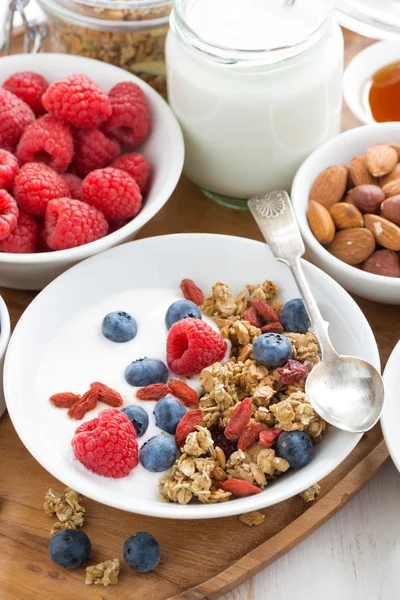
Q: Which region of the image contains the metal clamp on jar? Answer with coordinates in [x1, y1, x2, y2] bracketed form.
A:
[2, 0, 48, 55]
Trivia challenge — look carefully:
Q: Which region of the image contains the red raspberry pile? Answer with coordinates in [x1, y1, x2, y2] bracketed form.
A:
[0, 71, 151, 254]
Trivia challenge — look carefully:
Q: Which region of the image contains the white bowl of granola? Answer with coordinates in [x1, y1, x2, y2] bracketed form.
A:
[4, 234, 379, 518]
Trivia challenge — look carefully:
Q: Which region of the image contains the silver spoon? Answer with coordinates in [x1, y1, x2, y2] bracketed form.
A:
[248, 191, 384, 433]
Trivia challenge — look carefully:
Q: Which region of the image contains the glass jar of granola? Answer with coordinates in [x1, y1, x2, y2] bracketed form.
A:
[36, 0, 172, 97]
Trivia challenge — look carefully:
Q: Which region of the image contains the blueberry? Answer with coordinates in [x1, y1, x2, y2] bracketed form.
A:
[102, 311, 138, 343]
[125, 357, 168, 387]
[276, 431, 313, 469]
[165, 299, 202, 330]
[121, 405, 149, 437]
[252, 333, 292, 368]
[154, 396, 186, 434]
[123, 532, 160, 573]
[140, 434, 178, 472]
[280, 298, 310, 334]
[48, 529, 91, 569]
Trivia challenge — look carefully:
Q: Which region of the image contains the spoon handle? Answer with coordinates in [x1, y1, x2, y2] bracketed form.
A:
[248, 191, 338, 362]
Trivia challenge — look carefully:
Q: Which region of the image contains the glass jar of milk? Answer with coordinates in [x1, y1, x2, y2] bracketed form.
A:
[166, 0, 344, 209]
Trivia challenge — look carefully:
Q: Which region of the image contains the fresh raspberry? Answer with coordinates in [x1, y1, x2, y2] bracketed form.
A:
[72, 128, 121, 177]
[13, 162, 70, 217]
[82, 167, 142, 221]
[0, 149, 19, 190]
[17, 115, 74, 173]
[36, 219, 51, 252]
[71, 408, 139, 478]
[2, 71, 49, 116]
[0, 208, 37, 253]
[166, 318, 227, 377]
[108, 219, 128, 233]
[61, 173, 83, 200]
[0, 189, 19, 241]
[102, 82, 149, 147]
[45, 197, 109, 250]
[42, 74, 112, 129]
[110, 152, 149, 194]
[0, 88, 35, 150]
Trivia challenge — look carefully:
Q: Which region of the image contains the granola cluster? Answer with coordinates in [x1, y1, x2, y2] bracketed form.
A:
[160, 280, 325, 505]
[86, 559, 120, 586]
[44, 487, 85, 535]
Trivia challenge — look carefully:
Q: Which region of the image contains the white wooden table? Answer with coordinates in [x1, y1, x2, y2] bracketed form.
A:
[223, 460, 399, 600]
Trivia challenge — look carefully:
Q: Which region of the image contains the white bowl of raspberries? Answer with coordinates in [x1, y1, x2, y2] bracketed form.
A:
[0, 54, 184, 290]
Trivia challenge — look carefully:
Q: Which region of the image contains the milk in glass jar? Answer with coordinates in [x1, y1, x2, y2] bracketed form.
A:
[166, 0, 344, 209]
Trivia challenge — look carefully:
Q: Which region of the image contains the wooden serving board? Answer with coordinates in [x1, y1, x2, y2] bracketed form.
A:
[0, 29, 397, 600]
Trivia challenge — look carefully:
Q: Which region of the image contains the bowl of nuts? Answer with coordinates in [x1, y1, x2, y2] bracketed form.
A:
[291, 123, 400, 304]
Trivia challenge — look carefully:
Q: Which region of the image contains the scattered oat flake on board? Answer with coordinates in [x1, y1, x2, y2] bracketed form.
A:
[224, 397, 253, 440]
[44, 487, 85, 535]
[49, 392, 80, 408]
[239, 511, 265, 526]
[251, 298, 279, 323]
[238, 422, 262, 451]
[218, 479, 262, 497]
[136, 383, 170, 400]
[175, 409, 203, 447]
[261, 321, 284, 333]
[300, 483, 321, 502]
[169, 379, 199, 406]
[180, 278, 204, 305]
[86, 559, 120, 586]
[68, 388, 99, 419]
[91, 382, 123, 407]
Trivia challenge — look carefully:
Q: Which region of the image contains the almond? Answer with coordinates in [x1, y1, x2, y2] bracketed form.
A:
[329, 202, 363, 229]
[309, 166, 347, 208]
[349, 155, 376, 186]
[326, 228, 375, 265]
[362, 249, 400, 278]
[307, 200, 336, 244]
[381, 196, 400, 226]
[366, 144, 398, 177]
[364, 214, 400, 251]
[346, 184, 385, 213]
[380, 162, 400, 187]
[390, 143, 400, 161]
[382, 178, 400, 197]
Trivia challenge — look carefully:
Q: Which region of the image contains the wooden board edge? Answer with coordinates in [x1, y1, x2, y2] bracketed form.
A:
[170, 440, 389, 600]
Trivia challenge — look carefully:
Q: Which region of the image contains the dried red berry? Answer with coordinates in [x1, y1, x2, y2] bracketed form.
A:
[180, 278, 204, 306]
[136, 383, 170, 401]
[244, 307, 264, 328]
[90, 382, 123, 407]
[261, 321, 284, 333]
[175, 409, 203, 447]
[259, 427, 282, 448]
[68, 388, 99, 420]
[277, 360, 312, 384]
[238, 422, 262, 451]
[169, 379, 199, 406]
[252, 298, 279, 323]
[218, 479, 262, 497]
[49, 392, 81, 408]
[211, 429, 237, 459]
[224, 397, 253, 441]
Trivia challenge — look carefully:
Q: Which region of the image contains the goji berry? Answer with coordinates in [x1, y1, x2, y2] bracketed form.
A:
[259, 427, 282, 448]
[277, 360, 312, 384]
[224, 397, 253, 440]
[136, 383, 170, 401]
[49, 392, 80, 408]
[175, 409, 203, 447]
[218, 479, 262, 497]
[180, 278, 204, 306]
[252, 298, 279, 323]
[68, 388, 99, 420]
[238, 422, 262, 451]
[260, 321, 284, 333]
[244, 307, 264, 328]
[90, 381, 123, 407]
[169, 379, 199, 406]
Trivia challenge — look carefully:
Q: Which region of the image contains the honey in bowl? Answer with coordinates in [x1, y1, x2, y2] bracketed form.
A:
[369, 61, 400, 122]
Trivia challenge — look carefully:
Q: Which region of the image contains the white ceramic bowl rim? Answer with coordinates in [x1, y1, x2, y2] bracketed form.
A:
[0, 53, 184, 265]
[380, 340, 400, 472]
[0, 296, 11, 360]
[292, 123, 400, 290]
[4, 233, 381, 519]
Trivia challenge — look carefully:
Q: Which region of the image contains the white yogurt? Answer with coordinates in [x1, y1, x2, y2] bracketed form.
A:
[36, 289, 229, 501]
[166, 0, 344, 204]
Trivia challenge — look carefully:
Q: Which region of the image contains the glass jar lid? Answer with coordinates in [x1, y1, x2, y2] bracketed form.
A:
[335, 0, 400, 39]
[171, 0, 332, 65]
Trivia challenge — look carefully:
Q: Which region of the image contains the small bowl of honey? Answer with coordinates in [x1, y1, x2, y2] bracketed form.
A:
[344, 41, 400, 125]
